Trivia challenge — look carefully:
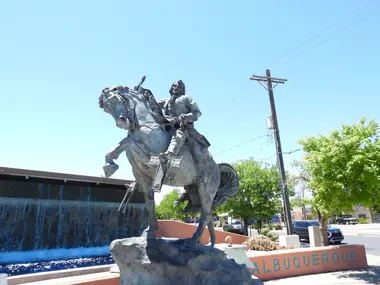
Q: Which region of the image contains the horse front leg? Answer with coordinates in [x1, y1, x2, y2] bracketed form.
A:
[103, 137, 129, 178]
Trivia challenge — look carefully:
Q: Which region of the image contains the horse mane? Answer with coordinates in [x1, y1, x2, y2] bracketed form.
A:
[98, 84, 170, 129]
[120, 86, 170, 128]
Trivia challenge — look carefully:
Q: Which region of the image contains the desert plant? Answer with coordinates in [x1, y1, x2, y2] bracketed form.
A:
[243, 236, 287, 251]
[259, 227, 279, 242]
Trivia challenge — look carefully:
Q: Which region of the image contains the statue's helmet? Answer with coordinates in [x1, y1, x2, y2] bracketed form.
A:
[169, 80, 185, 96]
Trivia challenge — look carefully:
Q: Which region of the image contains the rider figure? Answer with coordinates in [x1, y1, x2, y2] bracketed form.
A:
[158, 80, 210, 163]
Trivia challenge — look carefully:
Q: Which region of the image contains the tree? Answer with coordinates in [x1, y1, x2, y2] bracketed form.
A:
[298, 118, 380, 245]
[220, 158, 282, 235]
[155, 189, 187, 221]
[290, 195, 311, 220]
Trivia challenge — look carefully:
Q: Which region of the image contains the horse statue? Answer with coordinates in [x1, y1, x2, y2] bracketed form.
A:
[98, 81, 238, 248]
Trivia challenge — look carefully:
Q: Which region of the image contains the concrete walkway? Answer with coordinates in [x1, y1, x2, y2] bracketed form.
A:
[264, 254, 380, 284]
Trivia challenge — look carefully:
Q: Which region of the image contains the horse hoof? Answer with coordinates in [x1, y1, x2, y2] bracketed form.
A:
[182, 238, 200, 250]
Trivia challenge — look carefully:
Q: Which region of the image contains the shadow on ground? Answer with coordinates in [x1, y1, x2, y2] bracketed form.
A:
[336, 266, 380, 284]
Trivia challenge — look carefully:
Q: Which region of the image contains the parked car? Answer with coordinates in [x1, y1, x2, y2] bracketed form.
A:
[334, 215, 359, 225]
[293, 220, 344, 244]
[223, 220, 244, 234]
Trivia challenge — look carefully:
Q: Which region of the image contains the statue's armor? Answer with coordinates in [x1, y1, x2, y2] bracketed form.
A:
[158, 95, 210, 162]
[163, 95, 201, 121]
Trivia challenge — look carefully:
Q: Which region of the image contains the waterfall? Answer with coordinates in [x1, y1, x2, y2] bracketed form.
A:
[0, 182, 147, 252]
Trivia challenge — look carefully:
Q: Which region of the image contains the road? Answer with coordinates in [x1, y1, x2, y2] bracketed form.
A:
[332, 223, 380, 256]
[343, 234, 380, 256]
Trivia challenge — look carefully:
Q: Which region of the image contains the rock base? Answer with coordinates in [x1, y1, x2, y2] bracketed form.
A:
[110, 237, 261, 285]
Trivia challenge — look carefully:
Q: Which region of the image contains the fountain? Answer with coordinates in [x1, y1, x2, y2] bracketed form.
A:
[0, 167, 147, 276]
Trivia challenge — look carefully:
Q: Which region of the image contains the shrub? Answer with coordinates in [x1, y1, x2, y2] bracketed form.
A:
[358, 218, 369, 224]
[274, 224, 283, 230]
[243, 236, 287, 251]
[259, 227, 279, 242]
[265, 224, 273, 230]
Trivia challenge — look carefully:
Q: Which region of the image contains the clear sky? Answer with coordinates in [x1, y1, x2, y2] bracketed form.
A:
[1, 0, 379, 202]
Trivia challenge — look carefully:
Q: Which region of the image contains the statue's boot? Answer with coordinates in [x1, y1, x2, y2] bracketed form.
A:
[159, 129, 188, 160]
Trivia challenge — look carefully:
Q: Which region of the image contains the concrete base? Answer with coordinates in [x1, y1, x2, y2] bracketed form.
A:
[279, 235, 301, 248]
[309, 226, 323, 247]
[215, 244, 254, 268]
[109, 265, 119, 273]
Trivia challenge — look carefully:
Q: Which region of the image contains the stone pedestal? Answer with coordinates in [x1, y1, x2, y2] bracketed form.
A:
[308, 226, 323, 247]
[110, 237, 261, 285]
[279, 235, 301, 248]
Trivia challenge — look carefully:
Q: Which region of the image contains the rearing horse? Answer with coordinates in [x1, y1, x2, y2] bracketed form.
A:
[98, 84, 238, 248]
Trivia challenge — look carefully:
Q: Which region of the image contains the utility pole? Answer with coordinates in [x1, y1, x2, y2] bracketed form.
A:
[250, 69, 293, 235]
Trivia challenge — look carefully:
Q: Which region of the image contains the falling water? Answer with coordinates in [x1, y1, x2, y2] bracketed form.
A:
[0, 183, 147, 253]
[56, 185, 64, 248]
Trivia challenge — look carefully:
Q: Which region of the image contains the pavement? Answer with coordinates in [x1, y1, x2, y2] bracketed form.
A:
[264, 254, 380, 284]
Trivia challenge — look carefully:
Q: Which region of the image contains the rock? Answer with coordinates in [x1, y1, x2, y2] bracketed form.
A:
[110, 237, 262, 285]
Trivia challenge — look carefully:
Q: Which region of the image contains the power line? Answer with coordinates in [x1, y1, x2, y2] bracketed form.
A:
[212, 135, 265, 156]
[270, 22, 345, 68]
[218, 90, 242, 117]
[269, 0, 373, 70]
[256, 135, 274, 152]
[218, 79, 253, 117]
[259, 148, 302, 161]
[277, 23, 356, 69]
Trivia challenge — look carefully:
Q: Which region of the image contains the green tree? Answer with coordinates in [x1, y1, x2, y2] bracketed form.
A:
[220, 158, 282, 235]
[290, 195, 311, 220]
[290, 196, 310, 209]
[298, 118, 380, 245]
[155, 189, 187, 221]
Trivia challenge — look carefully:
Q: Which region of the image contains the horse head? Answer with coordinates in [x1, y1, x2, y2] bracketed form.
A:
[99, 85, 161, 131]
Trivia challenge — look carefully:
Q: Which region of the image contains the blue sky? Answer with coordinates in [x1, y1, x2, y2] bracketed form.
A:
[1, 0, 379, 200]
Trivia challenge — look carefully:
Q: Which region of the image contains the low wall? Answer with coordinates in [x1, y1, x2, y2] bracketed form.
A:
[247, 244, 367, 281]
[7, 265, 114, 285]
[9, 272, 119, 285]
[156, 220, 249, 245]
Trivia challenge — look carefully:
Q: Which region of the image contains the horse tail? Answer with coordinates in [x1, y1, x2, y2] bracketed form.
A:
[212, 163, 239, 209]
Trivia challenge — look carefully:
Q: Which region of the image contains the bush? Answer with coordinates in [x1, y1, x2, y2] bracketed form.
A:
[274, 224, 283, 230]
[243, 236, 287, 251]
[265, 224, 273, 230]
[259, 227, 279, 242]
[358, 218, 369, 224]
